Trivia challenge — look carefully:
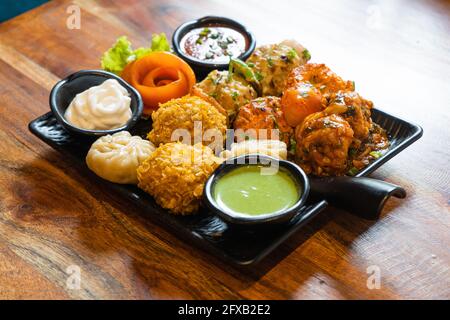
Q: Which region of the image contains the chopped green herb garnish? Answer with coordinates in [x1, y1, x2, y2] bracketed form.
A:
[352, 81, 356, 90]
[333, 94, 345, 104]
[302, 49, 311, 61]
[199, 27, 210, 37]
[345, 105, 356, 116]
[208, 75, 217, 85]
[228, 58, 262, 95]
[370, 151, 382, 159]
[255, 72, 264, 81]
[210, 32, 219, 39]
[247, 62, 255, 68]
[287, 48, 297, 61]
[231, 91, 239, 101]
[209, 92, 218, 99]
[349, 147, 357, 157]
[196, 38, 203, 45]
[347, 167, 359, 176]
[323, 118, 332, 128]
[229, 58, 257, 82]
[289, 137, 297, 155]
[218, 41, 228, 49]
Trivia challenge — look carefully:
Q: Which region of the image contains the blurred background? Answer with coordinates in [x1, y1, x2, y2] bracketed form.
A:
[0, 0, 48, 22]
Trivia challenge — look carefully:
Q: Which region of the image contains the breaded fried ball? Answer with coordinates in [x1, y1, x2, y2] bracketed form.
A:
[137, 142, 222, 215]
[233, 97, 293, 145]
[148, 96, 227, 151]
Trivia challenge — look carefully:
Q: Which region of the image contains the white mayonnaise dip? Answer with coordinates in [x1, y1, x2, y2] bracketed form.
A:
[64, 79, 132, 130]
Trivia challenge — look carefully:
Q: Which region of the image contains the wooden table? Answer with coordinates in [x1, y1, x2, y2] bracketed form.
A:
[0, 0, 449, 299]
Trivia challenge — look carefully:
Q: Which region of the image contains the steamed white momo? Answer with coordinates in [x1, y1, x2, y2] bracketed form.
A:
[86, 131, 155, 184]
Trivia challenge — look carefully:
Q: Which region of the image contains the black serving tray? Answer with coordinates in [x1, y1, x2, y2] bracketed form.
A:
[28, 108, 422, 265]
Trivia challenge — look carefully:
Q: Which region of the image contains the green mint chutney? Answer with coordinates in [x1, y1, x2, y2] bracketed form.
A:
[213, 165, 300, 216]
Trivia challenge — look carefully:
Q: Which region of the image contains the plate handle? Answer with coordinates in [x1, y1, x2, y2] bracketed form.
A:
[310, 176, 406, 220]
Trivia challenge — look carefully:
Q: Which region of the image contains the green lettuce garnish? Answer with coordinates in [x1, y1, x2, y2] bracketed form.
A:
[101, 33, 170, 75]
[132, 47, 152, 60]
[100, 36, 134, 75]
[150, 33, 171, 52]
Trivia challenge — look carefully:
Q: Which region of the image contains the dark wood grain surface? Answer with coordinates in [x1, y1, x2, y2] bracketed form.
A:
[0, 0, 449, 299]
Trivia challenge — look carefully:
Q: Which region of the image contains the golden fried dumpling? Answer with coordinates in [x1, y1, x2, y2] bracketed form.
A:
[86, 131, 155, 184]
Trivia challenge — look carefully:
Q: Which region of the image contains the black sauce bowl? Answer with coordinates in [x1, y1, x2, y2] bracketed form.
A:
[203, 154, 310, 226]
[49, 70, 143, 137]
[172, 16, 256, 80]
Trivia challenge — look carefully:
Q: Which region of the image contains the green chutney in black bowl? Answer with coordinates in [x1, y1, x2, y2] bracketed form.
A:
[203, 154, 310, 226]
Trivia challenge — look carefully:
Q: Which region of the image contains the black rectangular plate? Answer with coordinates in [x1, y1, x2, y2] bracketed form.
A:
[28, 108, 422, 265]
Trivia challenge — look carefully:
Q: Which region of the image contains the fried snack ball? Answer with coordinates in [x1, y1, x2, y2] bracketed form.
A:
[295, 113, 354, 176]
[246, 43, 309, 96]
[137, 142, 222, 215]
[233, 97, 293, 145]
[194, 70, 257, 120]
[148, 95, 227, 151]
[324, 91, 373, 141]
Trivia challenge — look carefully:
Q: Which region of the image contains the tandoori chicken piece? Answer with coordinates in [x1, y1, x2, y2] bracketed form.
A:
[233, 96, 293, 145]
[281, 63, 355, 127]
[294, 63, 355, 96]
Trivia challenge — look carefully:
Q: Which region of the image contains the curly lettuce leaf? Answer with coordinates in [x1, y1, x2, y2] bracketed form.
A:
[101, 36, 134, 75]
[132, 47, 152, 60]
[150, 33, 170, 52]
[101, 33, 171, 75]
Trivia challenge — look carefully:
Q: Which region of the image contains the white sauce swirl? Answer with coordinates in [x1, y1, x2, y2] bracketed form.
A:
[64, 79, 132, 130]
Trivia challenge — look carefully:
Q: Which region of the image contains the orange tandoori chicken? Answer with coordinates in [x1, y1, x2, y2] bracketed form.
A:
[233, 96, 293, 145]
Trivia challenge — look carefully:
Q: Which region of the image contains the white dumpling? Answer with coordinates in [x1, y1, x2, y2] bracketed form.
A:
[220, 139, 287, 160]
[86, 131, 155, 184]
